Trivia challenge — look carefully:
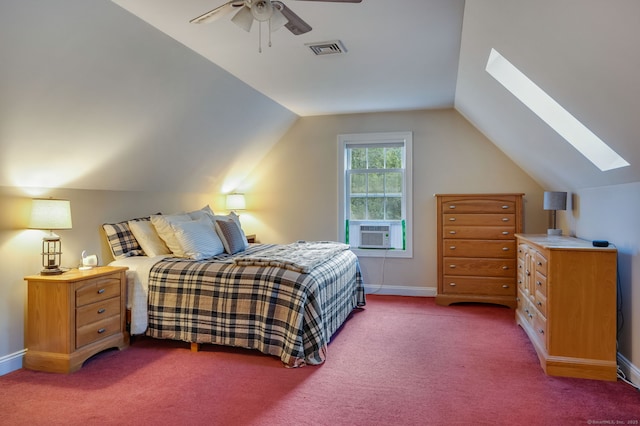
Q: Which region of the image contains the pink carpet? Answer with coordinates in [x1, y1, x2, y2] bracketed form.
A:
[1, 295, 639, 425]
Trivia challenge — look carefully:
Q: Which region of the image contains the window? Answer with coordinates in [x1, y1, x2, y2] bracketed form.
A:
[338, 132, 412, 258]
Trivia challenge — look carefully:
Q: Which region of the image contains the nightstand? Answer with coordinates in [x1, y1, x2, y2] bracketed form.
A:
[24, 266, 129, 373]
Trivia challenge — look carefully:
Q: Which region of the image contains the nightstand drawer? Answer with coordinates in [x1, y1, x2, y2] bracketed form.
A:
[76, 297, 121, 327]
[76, 277, 120, 306]
[76, 315, 121, 348]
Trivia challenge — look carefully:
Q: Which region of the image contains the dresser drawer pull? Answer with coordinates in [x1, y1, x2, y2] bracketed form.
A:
[502, 205, 509, 209]
[449, 246, 456, 250]
[528, 314, 533, 319]
[526, 270, 530, 276]
[97, 308, 106, 314]
[502, 231, 510, 235]
[502, 218, 509, 222]
[449, 282, 456, 287]
[449, 217, 456, 221]
[536, 281, 542, 286]
[449, 265, 457, 268]
[97, 328, 106, 334]
[536, 301, 542, 306]
[97, 288, 106, 294]
[537, 261, 542, 266]
[449, 205, 456, 209]
[449, 231, 456, 234]
[502, 247, 509, 251]
[538, 329, 545, 335]
[502, 266, 509, 270]
[502, 284, 509, 288]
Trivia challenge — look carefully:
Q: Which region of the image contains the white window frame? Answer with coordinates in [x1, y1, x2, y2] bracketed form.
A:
[338, 131, 413, 258]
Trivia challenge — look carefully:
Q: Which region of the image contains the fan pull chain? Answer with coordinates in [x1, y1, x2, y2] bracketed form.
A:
[258, 21, 263, 53]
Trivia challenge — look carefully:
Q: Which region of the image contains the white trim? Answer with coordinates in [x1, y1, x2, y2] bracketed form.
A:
[338, 131, 413, 258]
[617, 352, 640, 388]
[0, 349, 26, 376]
[364, 285, 436, 298]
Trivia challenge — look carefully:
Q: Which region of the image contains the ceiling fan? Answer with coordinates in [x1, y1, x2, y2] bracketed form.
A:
[190, 0, 362, 52]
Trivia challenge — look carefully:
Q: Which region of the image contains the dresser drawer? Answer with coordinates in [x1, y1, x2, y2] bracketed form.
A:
[76, 315, 121, 348]
[76, 277, 120, 307]
[442, 199, 516, 214]
[443, 213, 515, 226]
[76, 296, 121, 328]
[535, 252, 548, 276]
[534, 271, 547, 297]
[534, 291, 547, 317]
[444, 239, 515, 258]
[442, 276, 515, 296]
[443, 257, 516, 277]
[443, 226, 515, 240]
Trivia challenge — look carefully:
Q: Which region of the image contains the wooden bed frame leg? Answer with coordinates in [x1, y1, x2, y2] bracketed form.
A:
[190, 342, 200, 352]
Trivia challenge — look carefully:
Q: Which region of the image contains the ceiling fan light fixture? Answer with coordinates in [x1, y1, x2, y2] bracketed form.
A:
[269, 8, 288, 32]
[251, 0, 274, 22]
[231, 6, 254, 32]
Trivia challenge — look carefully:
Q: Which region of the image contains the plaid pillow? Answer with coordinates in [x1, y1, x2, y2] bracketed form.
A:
[103, 217, 149, 259]
[215, 219, 246, 255]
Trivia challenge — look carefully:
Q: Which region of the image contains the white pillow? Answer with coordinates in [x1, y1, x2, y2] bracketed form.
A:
[187, 205, 216, 225]
[171, 219, 225, 260]
[128, 220, 171, 257]
[150, 213, 192, 257]
[213, 211, 249, 249]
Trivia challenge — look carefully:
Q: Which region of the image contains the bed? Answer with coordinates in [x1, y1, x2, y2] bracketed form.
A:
[104, 207, 365, 367]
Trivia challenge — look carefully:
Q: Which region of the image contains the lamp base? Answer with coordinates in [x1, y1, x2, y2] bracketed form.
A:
[40, 267, 64, 276]
[547, 228, 563, 236]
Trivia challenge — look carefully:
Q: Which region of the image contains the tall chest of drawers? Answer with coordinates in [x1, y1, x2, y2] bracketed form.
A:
[515, 234, 617, 381]
[435, 193, 523, 308]
[24, 266, 129, 373]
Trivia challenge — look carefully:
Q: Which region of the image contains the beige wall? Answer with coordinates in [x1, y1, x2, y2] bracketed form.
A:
[247, 108, 546, 294]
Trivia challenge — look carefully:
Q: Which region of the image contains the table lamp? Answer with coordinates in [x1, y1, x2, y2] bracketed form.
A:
[543, 191, 567, 236]
[28, 198, 72, 275]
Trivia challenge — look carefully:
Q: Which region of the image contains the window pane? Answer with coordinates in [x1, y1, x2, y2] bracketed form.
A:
[368, 173, 385, 194]
[386, 197, 402, 220]
[350, 197, 366, 220]
[350, 173, 366, 194]
[386, 172, 403, 194]
[367, 197, 385, 220]
[350, 148, 366, 170]
[368, 148, 384, 169]
[386, 147, 402, 168]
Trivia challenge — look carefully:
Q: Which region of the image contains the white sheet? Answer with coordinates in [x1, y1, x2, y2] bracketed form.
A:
[109, 255, 165, 335]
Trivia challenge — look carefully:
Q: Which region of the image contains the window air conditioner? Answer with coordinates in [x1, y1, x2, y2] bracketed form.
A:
[359, 225, 391, 249]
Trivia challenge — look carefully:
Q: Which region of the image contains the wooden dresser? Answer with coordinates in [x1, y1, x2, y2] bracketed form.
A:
[515, 234, 617, 380]
[24, 266, 129, 373]
[435, 193, 523, 308]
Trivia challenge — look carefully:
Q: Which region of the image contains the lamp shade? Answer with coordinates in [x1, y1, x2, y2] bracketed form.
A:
[543, 191, 567, 211]
[29, 199, 72, 230]
[226, 193, 246, 211]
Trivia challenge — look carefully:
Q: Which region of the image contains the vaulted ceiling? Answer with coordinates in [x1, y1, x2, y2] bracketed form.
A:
[1, 0, 638, 193]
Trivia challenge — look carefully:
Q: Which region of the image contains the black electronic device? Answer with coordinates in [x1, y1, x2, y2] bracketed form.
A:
[592, 240, 609, 247]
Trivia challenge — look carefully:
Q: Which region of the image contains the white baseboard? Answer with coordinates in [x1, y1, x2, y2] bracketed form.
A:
[0, 349, 26, 376]
[617, 352, 640, 388]
[364, 285, 437, 297]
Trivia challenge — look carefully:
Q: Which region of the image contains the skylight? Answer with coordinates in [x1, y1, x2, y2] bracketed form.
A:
[485, 48, 629, 171]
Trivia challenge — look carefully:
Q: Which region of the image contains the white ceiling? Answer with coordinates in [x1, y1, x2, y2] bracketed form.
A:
[111, 0, 465, 117]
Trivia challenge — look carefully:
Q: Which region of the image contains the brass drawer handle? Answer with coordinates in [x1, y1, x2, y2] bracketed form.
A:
[97, 288, 105, 294]
[449, 205, 456, 209]
[449, 217, 456, 221]
[502, 218, 509, 222]
[97, 328, 106, 334]
[449, 246, 456, 250]
[502, 266, 509, 270]
[97, 308, 106, 314]
[449, 282, 456, 287]
[502, 205, 509, 209]
[449, 265, 456, 268]
[449, 231, 456, 234]
[502, 247, 509, 251]
[502, 284, 509, 288]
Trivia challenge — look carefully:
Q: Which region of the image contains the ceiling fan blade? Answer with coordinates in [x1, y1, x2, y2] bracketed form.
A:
[190, 1, 245, 24]
[272, 1, 312, 35]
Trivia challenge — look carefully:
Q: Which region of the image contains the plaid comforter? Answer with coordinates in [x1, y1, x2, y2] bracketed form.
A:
[146, 244, 365, 367]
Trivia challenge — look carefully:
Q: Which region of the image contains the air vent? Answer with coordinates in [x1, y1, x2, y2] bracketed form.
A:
[306, 40, 347, 56]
